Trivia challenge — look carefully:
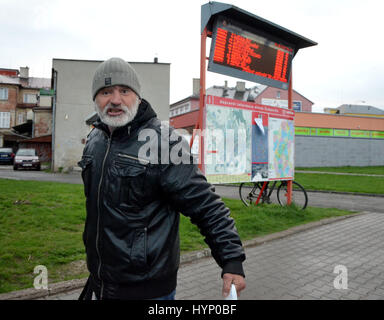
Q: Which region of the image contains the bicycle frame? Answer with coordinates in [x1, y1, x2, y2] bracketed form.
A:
[254, 181, 272, 205]
[254, 182, 267, 205]
[254, 181, 285, 205]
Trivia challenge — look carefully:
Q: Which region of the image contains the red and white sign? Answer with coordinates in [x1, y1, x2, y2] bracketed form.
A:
[206, 95, 295, 120]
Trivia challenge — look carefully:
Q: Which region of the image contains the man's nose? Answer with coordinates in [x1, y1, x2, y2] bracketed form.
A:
[110, 89, 122, 106]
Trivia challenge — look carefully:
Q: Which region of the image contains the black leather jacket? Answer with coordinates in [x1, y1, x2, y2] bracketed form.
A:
[78, 99, 245, 299]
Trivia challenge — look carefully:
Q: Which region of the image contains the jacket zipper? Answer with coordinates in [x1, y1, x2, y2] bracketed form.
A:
[96, 131, 113, 299]
[117, 153, 150, 165]
[144, 227, 148, 266]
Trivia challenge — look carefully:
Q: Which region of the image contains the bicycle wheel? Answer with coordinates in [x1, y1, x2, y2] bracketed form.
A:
[277, 181, 308, 210]
[239, 182, 264, 206]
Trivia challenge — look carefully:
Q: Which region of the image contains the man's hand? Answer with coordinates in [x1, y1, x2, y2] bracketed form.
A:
[222, 273, 246, 298]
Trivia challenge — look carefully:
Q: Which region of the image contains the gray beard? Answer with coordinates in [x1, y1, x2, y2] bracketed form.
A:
[94, 98, 140, 128]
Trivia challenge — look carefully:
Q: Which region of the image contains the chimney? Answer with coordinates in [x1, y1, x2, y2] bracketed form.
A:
[235, 81, 246, 92]
[193, 78, 200, 96]
[19, 66, 29, 79]
[223, 80, 229, 97]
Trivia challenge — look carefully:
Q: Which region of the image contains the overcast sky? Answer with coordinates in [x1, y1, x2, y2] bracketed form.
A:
[1, 0, 383, 112]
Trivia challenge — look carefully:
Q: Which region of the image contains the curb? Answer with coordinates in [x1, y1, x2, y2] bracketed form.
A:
[0, 278, 87, 301]
[0, 211, 367, 300]
[302, 189, 384, 198]
[295, 170, 384, 177]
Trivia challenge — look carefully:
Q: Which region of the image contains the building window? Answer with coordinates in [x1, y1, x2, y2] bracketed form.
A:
[276, 91, 281, 99]
[0, 88, 8, 100]
[293, 101, 302, 112]
[23, 93, 37, 104]
[18, 113, 25, 125]
[0, 112, 11, 128]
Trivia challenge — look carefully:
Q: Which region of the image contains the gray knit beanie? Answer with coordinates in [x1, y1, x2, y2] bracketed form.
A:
[92, 57, 141, 100]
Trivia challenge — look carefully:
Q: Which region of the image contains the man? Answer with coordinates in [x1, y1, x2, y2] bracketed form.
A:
[78, 57, 246, 300]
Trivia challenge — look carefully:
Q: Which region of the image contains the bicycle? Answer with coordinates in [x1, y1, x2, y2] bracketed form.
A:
[239, 180, 308, 210]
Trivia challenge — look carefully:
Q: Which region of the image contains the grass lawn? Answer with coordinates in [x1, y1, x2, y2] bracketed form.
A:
[0, 178, 354, 294]
[294, 173, 384, 195]
[0, 179, 87, 294]
[296, 166, 384, 175]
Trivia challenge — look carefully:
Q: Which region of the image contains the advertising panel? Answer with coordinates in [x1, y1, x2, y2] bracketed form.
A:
[203, 95, 294, 183]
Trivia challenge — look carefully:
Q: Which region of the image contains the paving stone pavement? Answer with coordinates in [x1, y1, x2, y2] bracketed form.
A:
[43, 212, 384, 300]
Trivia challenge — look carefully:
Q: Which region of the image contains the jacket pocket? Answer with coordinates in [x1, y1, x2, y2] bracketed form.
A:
[130, 227, 148, 273]
[109, 155, 147, 210]
[78, 155, 93, 198]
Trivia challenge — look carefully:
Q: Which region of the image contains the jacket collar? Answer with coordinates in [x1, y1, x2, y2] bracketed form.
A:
[93, 99, 157, 137]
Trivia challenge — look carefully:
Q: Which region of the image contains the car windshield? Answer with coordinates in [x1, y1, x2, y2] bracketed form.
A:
[0, 148, 13, 153]
[17, 149, 36, 156]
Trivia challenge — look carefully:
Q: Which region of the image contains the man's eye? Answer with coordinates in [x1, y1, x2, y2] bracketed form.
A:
[102, 91, 111, 95]
[121, 89, 129, 94]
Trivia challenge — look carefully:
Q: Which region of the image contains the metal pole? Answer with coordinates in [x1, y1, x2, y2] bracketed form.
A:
[197, 27, 207, 172]
[51, 69, 57, 172]
[287, 72, 293, 205]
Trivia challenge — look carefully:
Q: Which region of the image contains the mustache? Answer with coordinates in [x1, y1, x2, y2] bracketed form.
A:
[103, 104, 129, 113]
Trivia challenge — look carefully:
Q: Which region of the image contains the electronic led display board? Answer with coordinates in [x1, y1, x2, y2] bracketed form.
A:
[208, 16, 295, 89]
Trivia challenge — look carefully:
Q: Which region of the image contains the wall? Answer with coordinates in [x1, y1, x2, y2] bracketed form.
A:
[294, 112, 384, 167]
[295, 136, 384, 167]
[52, 59, 170, 171]
[39, 96, 52, 107]
[295, 112, 384, 131]
[169, 110, 199, 134]
[254, 87, 313, 112]
[34, 109, 52, 137]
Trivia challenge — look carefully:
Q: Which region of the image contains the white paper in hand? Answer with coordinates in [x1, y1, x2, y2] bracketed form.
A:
[225, 284, 238, 300]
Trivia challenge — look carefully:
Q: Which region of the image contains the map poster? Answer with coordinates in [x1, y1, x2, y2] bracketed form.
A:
[204, 95, 294, 184]
[268, 117, 294, 180]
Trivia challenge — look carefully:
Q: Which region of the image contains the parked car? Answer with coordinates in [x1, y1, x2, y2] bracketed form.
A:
[13, 148, 41, 171]
[0, 148, 15, 165]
